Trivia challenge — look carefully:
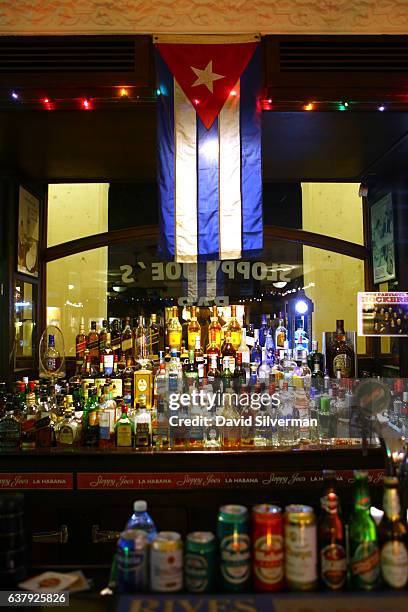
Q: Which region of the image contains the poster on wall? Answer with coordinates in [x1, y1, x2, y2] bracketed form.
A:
[358, 292, 408, 337]
[17, 187, 39, 278]
[371, 193, 396, 284]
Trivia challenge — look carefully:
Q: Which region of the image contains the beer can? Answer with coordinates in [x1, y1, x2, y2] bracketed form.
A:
[217, 504, 250, 592]
[150, 531, 183, 592]
[284, 504, 317, 591]
[116, 529, 149, 593]
[185, 532, 216, 593]
[252, 504, 284, 591]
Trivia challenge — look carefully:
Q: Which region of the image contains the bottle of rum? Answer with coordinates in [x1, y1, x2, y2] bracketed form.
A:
[167, 306, 182, 352]
[327, 320, 355, 378]
[227, 305, 242, 350]
[188, 306, 201, 351]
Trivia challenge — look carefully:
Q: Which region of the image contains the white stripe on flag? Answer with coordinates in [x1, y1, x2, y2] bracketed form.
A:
[206, 261, 218, 299]
[174, 79, 198, 263]
[218, 79, 242, 260]
[184, 263, 198, 302]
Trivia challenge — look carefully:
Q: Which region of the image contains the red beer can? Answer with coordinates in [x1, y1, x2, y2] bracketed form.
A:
[252, 504, 285, 591]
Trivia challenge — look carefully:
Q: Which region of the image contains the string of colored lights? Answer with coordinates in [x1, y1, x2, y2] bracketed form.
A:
[2, 87, 395, 112]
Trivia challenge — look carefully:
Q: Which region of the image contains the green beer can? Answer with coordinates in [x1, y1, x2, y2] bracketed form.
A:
[185, 531, 216, 593]
[217, 505, 251, 592]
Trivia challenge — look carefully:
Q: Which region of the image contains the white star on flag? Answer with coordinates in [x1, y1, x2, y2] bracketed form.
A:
[191, 60, 225, 93]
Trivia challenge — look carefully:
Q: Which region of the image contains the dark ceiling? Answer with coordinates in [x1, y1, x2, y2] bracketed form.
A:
[1, 108, 408, 183]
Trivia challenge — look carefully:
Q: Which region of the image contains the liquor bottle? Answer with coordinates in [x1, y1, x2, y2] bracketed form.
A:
[82, 386, 100, 448]
[180, 341, 190, 371]
[318, 470, 347, 590]
[98, 319, 109, 354]
[294, 317, 309, 355]
[110, 319, 122, 356]
[167, 348, 182, 393]
[207, 329, 221, 360]
[134, 316, 149, 364]
[188, 306, 201, 351]
[308, 340, 324, 372]
[184, 350, 198, 383]
[193, 336, 205, 380]
[0, 402, 21, 452]
[203, 405, 222, 448]
[87, 321, 99, 366]
[327, 320, 355, 378]
[168, 306, 182, 352]
[220, 390, 241, 449]
[134, 396, 152, 449]
[378, 476, 408, 589]
[115, 404, 134, 448]
[21, 381, 37, 451]
[148, 314, 160, 363]
[349, 470, 380, 590]
[44, 334, 61, 373]
[253, 402, 274, 447]
[227, 305, 242, 350]
[257, 347, 271, 383]
[312, 362, 324, 391]
[207, 354, 222, 394]
[250, 330, 262, 366]
[99, 389, 117, 449]
[222, 330, 236, 373]
[265, 327, 275, 366]
[134, 368, 154, 410]
[221, 357, 233, 391]
[102, 332, 114, 376]
[277, 382, 296, 447]
[238, 329, 251, 367]
[233, 352, 246, 392]
[259, 314, 269, 347]
[188, 389, 204, 450]
[121, 317, 134, 360]
[152, 397, 170, 449]
[208, 306, 222, 349]
[111, 355, 123, 399]
[275, 316, 287, 350]
[75, 320, 87, 369]
[55, 397, 79, 448]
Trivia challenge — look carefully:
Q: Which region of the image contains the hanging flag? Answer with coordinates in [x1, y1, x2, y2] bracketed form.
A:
[154, 34, 263, 263]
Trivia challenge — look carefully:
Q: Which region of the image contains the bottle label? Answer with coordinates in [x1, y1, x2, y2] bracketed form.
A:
[351, 542, 380, 587]
[76, 340, 87, 355]
[285, 524, 317, 584]
[116, 424, 132, 447]
[381, 541, 408, 588]
[220, 534, 250, 585]
[121, 338, 133, 352]
[59, 425, 74, 445]
[137, 379, 148, 392]
[320, 494, 339, 514]
[230, 331, 241, 349]
[276, 332, 286, 348]
[103, 355, 114, 374]
[333, 354, 352, 377]
[223, 357, 235, 373]
[254, 534, 284, 586]
[384, 491, 401, 519]
[320, 544, 346, 589]
[111, 380, 123, 398]
[88, 409, 99, 427]
[169, 331, 182, 349]
[185, 553, 210, 593]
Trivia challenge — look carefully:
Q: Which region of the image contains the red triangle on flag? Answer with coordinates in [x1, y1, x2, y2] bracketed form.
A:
[155, 42, 258, 129]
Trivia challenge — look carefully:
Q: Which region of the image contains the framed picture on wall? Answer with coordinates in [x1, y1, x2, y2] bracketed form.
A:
[17, 186, 40, 278]
[371, 193, 396, 285]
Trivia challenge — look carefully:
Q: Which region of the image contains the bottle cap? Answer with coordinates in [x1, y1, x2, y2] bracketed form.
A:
[133, 500, 147, 512]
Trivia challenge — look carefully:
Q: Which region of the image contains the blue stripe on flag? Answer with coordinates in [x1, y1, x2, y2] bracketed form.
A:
[197, 116, 219, 261]
[155, 51, 175, 260]
[240, 46, 263, 257]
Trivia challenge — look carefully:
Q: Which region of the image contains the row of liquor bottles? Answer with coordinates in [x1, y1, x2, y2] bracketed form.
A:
[114, 471, 408, 594]
[0, 370, 385, 452]
[72, 307, 355, 381]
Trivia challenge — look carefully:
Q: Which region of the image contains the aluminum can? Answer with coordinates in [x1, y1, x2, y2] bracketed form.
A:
[116, 529, 149, 593]
[185, 531, 216, 593]
[252, 504, 284, 591]
[284, 504, 318, 591]
[150, 531, 183, 592]
[217, 504, 250, 592]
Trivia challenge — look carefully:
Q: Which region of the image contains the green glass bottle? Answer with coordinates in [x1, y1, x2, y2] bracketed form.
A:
[349, 470, 380, 590]
[82, 386, 100, 448]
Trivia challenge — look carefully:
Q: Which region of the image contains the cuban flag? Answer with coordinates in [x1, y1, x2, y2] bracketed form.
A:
[154, 35, 263, 263]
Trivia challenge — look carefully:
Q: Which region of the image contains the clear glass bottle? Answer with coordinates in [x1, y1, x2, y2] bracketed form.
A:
[257, 347, 271, 383]
[134, 316, 149, 365]
[277, 382, 296, 447]
[274, 316, 287, 350]
[250, 329, 262, 366]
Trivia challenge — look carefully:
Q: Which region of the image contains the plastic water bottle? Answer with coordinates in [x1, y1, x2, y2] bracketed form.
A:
[125, 500, 157, 540]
